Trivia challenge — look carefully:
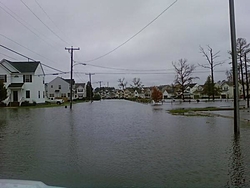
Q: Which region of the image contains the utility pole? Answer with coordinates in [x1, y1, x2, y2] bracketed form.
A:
[86, 73, 95, 102]
[229, 0, 240, 134]
[65, 46, 80, 109]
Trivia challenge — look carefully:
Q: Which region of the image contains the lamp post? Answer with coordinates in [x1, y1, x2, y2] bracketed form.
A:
[229, 0, 240, 134]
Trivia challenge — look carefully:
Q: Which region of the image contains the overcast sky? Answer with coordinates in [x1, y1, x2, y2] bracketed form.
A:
[1, 0, 250, 88]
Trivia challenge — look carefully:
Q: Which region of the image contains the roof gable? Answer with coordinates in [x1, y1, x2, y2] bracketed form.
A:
[8, 61, 39, 73]
[75, 83, 85, 88]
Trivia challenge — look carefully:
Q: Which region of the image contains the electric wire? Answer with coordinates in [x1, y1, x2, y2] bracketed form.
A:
[0, 44, 65, 73]
[82, 0, 178, 63]
[0, 33, 63, 65]
[34, 0, 73, 45]
[72, 70, 226, 75]
[0, 52, 17, 60]
[0, 4, 58, 49]
[1, 43, 228, 76]
[20, 0, 70, 45]
[0, 1, 63, 48]
[74, 60, 170, 72]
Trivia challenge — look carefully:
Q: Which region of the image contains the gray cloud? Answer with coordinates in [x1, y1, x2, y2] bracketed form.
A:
[1, 0, 250, 88]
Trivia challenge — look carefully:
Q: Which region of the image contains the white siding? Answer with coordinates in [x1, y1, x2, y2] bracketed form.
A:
[0, 61, 45, 104]
[47, 77, 70, 99]
[23, 64, 45, 103]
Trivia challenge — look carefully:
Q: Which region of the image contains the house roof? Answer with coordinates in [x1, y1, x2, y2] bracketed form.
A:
[189, 83, 197, 88]
[221, 81, 234, 86]
[75, 83, 85, 87]
[63, 78, 75, 85]
[7, 61, 40, 73]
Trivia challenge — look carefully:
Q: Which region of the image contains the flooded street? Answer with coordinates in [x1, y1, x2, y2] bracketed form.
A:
[0, 100, 250, 188]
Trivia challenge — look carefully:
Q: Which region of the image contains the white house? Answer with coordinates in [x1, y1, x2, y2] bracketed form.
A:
[0, 59, 45, 106]
[46, 77, 76, 100]
[162, 85, 175, 99]
[75, 83, 86, 99]
[219, 81, 243, 99]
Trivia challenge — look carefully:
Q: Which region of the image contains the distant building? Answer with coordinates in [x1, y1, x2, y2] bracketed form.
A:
[46, 77, 75, 100]
[75, 83, 86, 99]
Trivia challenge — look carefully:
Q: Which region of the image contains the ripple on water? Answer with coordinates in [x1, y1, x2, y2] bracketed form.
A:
[0, 100, 250, 187]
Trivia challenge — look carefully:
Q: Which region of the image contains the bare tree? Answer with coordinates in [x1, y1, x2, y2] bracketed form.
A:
[172, 59, 198, 101]
[236, 38, 250, 99]
[118, 78, 127, 90]
[199, 45, 223, 101]
[130, 78, 143, 91]
[229, 38, 250, 99]
[226, 70, 233, 82]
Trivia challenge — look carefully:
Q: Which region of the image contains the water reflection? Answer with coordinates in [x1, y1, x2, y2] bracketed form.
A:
[227, 135, 246, 187]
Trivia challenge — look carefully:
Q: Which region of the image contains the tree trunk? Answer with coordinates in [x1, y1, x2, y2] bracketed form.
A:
[211, 67, 215, 101]
[240, 57, 245, 99]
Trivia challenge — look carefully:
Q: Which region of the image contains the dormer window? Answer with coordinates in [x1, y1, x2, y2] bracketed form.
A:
[23, 75, 32, 83]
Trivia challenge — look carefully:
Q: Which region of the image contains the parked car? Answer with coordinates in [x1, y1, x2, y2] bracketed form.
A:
[45, 98, 64, 105]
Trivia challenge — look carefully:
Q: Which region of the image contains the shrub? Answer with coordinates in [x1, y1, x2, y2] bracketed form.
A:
[21, 100, 36, 106]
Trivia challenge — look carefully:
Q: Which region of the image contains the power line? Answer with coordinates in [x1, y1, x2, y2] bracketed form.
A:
[75, 60, 228, 73]
[0, 44, 36, 61]
[0, 33, 62, 65]
[0, 44, 65, 73]
[72, 70, 226, 75]
[82, 0, 178, 63]
[34, 0, 73, 45]
[0, 1, 63, 49]
[0, 3, 58, 49]
[20, 0, 70, 45]
[74, 60, 170, 72]
[0, 52, 17, 60]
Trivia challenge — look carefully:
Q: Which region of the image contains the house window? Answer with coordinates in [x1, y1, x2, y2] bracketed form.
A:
[49, 94, 54, 97]
[51, 85, 53, 88]
[78, 88, 83, 92]
[61, 93, 66, 97]
[23, 75, 32, 82]
[68, 93, 70, 97]
[43, 91, 45, 98]
[26, 90, 30, 98]
[38, 91, 40, 98]
[223, 86, 228, 91]
[0, 75, 7, 82]
[59, 85, 61, 89]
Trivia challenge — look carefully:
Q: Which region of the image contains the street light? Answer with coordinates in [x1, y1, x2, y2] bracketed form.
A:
[73, 62, 87, 67]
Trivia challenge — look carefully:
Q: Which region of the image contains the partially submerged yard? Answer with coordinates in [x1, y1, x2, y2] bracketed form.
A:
[168, 107, 233, 117]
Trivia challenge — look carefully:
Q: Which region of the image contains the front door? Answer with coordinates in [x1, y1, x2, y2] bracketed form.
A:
[13, 91, 18, 102]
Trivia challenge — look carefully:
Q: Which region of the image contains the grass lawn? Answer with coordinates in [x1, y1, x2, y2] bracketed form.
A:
[168, 107, 233, 115]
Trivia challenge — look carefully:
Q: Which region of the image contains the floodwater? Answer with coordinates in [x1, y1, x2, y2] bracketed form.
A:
[0, 100, 250, 188]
